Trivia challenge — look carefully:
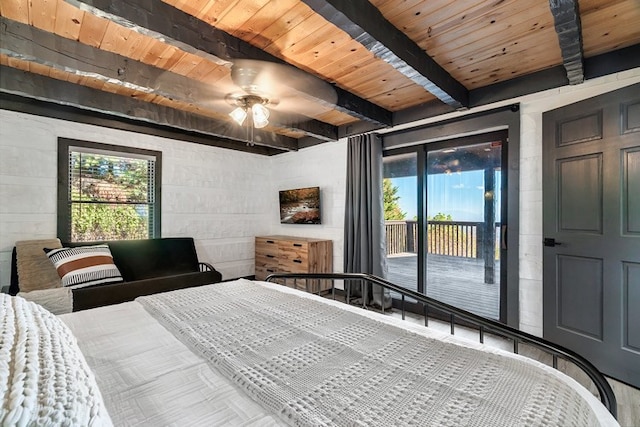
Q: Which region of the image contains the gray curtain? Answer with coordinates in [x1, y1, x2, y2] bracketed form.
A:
[343, 133, 391, 309]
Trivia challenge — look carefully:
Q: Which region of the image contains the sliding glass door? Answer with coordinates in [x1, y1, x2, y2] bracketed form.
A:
[384, 132, 507, 321]
[425, 140, 503, 319]
[383, 152, 419, 296]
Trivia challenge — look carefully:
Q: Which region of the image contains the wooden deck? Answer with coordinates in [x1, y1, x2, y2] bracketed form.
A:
[386, 253, 500, 320]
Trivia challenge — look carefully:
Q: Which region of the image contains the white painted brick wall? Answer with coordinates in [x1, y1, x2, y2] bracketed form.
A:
[0, 110, 346, 288]
[0, 110, 273, 284]
[269, 139, 347, 274]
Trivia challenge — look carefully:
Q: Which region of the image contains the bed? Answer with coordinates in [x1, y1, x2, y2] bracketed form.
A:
[1, 275, 618, 426]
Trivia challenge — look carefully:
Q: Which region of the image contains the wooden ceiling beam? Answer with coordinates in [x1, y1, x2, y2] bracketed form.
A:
[66, 0, 392, 127]
[0, 66, 299, 151]
[584, 43, 640, 80]
[549, 0, 585, 85]
[300, 0, 469, 110]
[0, 92, 281, 155]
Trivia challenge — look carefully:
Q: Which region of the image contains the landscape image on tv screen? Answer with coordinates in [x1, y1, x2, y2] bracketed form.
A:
[279, 187, 321, 224]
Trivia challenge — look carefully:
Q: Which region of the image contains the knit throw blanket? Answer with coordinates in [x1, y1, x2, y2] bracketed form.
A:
[0, 294, 112, 427]
[138, 280, 601, 427]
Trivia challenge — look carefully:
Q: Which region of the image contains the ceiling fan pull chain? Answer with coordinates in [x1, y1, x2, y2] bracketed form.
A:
[248, 118, 254, 146]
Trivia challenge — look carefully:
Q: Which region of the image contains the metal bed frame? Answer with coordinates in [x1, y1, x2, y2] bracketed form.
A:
[265, 272, 617, 418]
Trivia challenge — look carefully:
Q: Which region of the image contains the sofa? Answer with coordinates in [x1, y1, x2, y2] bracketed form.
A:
[10, 237, 222, 312]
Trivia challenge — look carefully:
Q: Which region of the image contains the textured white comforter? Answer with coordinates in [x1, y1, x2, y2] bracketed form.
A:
[138, 279, 618, 427]
[61, 298, 283, 426]
[61, 279, 618, 426]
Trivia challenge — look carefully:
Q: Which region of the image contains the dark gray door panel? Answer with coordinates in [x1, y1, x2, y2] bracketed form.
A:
[543, 83, 640, 387]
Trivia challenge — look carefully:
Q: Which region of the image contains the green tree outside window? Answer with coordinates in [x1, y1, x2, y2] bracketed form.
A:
[69, 151, 154, 242]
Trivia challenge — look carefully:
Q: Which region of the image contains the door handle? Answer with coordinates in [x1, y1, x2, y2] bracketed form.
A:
[501, 225, 507, 250]
[543, 238, 563, 247]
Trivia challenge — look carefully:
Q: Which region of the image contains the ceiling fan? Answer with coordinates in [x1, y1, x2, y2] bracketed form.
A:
[224, 59, 338, 134]
[150, 58, 338, 146]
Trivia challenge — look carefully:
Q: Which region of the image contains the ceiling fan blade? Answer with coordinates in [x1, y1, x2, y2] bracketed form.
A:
[230, 59, 337, 108]
[149, 60, 338, 127]
[151, 70, 232, 106]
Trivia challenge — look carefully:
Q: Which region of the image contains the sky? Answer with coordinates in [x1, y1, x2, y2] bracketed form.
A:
[390, 170, 501, 222]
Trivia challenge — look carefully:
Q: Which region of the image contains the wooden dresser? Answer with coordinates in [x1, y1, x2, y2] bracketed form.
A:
[255, 235, 333, 292]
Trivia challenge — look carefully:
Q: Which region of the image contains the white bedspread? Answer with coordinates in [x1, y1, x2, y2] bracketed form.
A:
[60, 279, 618, 426]
[60, 299, 283, 426]
[137, 279, 617, 427]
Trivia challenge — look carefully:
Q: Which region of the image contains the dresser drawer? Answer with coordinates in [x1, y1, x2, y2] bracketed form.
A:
[278, 257, 307, 273]
[278, 240, 308, 265]
[255, 252, 278, 269]
[256, 237, 279, 257]
[255, 266, 278, 281]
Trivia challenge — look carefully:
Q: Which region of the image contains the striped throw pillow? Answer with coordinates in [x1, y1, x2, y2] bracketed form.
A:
[45, 245, 124, 289]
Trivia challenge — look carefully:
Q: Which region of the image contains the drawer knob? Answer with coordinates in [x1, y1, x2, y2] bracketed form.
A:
[293, 243, 302, 247]
[293, 259, 302, 264]
[266, 254, 275, 258]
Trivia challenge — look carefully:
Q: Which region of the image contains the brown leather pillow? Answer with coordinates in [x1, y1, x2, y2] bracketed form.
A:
[15, 239, 63, 292]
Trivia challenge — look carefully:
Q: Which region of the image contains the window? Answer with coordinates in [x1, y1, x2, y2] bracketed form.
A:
[57, 138, 161, 242]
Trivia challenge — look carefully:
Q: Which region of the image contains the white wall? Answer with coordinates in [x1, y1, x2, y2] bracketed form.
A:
[269, 140, 347, 273]
[0, 110, 273, 284]
[0, 110, 347, 288]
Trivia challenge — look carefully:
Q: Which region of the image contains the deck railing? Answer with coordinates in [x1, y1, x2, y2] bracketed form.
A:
[385, 221, 418, 254]
[385, 220, 500, 259]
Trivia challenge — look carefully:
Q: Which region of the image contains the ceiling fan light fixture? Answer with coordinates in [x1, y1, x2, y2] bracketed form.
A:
[228, 95, 270, 129]
[229, 106, 248, 126]
[252, 103, 269, 128]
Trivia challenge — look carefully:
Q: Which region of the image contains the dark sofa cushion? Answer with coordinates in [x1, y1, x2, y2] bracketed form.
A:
[66, 238, 200, 282]
[72, 269, 222, 311]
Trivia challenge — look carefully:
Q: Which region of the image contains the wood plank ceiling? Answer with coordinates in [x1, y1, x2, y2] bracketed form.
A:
[1, 0, 639, 154]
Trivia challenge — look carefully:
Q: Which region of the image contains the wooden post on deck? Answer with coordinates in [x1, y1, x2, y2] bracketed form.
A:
[483, 168, 496, 284]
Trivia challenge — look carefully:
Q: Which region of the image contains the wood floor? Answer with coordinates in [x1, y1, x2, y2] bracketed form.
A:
[387, 253, 500, 319]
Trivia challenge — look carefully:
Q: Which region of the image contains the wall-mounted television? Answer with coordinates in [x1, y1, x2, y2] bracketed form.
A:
[279, 186, 321, 224]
